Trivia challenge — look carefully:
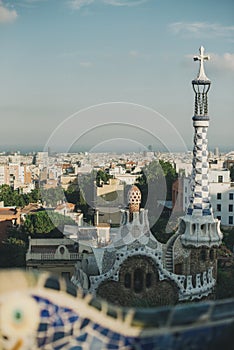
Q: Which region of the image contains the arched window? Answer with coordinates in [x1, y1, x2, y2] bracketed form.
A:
[129, 212, 133, 222]
[59, 246, 65, 255]
[124, 273, 131, 289]
[201, 224, 206, 233]
[192, 224, 196, 234]
[134, 269, 143, 293]
[200, 249, 206, 261]
[146, 273, 152, 288]
[209, 249, 215, 261]
[192, 274, 196, 287]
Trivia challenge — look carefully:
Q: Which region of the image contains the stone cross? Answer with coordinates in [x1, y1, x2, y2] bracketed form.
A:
[193, 46, 210, 81]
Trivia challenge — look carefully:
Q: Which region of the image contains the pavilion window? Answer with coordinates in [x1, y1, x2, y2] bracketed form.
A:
[134, 269, 143, 293]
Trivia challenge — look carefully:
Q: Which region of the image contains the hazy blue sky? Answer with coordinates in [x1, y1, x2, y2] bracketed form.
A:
[0, 0, 233, 153]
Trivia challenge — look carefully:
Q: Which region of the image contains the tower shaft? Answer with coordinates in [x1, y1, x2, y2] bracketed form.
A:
[187, 118, 212, 217]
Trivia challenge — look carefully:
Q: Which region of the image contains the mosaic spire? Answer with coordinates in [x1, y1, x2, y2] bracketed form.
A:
[187, 46, 212, 218]
[128, 185, 141, 213]
[180, 47, 222, 247]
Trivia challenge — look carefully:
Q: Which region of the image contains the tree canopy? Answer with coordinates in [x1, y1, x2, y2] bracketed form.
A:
[23, 211, 75, 237]
[40, 187, 65, 207]
[96, 170, 111, 187]
[230, 166, 234, 182]
[137, 160, 177, 201]
[0, 185, 42, 207]
[136, 160, 177, 231]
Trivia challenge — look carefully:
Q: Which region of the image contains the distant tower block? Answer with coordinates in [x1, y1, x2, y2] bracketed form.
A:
[128, 185, 141, 213]
[214, 147, 219, 157]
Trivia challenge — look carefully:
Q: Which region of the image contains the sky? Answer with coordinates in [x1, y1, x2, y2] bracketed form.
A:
[0, 0, 233, 153]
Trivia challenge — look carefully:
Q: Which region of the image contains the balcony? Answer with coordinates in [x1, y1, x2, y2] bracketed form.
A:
[26, 252, 81, 261]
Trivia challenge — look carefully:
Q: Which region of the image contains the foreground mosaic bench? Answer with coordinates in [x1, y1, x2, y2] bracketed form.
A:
[0, 270, 233, 350]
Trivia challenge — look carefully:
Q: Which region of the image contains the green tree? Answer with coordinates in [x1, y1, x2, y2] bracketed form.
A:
[23, 211, 75, 237]
[151, 217, 175, 243]
[24, 211, 54, 234]
[0, 184, 15, 206]
[0, 225, 28, 268]
[96, 170, 111, 187]
[221, 226, 234, 252]
[216, 267, 234, 299]
[65, 180, 80, 206]
[136, 160, 177, 231]
[28, 188, 41, 203]
[0, 244, 26, 268]
[137, 160, 177, 200]
[0, 185, 41, 208]
[138, 160, 164, 184]
[77, 172, 96, 222]
[159, 160, 177, 201]
[230, 166, 234, 182]
[63, 176, 96, 224]
[40, 187, 65, 207]
[7, 237, 26, 247]
[7, 227, 28, 245]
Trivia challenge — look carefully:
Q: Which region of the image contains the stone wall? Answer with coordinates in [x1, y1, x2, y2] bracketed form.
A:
[97, 255, 178, 307]
[173, 237, 218, 280]
[189, 247, 218, 279]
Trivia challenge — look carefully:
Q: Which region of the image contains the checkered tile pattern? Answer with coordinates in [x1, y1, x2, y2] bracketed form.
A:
[33, 295, 132, 349]
[187, 126, 213, 217]
[26, 290, 233, 350]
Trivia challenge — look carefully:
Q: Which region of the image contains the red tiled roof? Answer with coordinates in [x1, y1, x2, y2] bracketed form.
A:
[21, 203, 41, 214]
[0, 208, 18, 216]
[55, 203, 75, 211]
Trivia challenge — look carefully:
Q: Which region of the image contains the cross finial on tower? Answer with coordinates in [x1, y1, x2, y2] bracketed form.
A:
[193, 46, 210, 82]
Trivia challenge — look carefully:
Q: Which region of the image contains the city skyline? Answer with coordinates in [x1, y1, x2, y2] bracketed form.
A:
[0, 0, 233, 152]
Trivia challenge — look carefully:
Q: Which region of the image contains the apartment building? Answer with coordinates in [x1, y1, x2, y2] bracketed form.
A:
[173, 169, 234, 226]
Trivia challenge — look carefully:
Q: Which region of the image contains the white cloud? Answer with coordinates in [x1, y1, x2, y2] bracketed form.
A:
[211, 53, 234, 72]
[0, 1, 17, 23]
[169, 21, 234, 39]
[69, 0, 95, 10]
[185, 52, 234, 73]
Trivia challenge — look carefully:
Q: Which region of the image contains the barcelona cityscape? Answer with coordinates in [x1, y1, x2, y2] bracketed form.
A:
[0, 0, 233, 349]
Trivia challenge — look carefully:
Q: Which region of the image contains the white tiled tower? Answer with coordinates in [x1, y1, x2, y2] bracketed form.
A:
[180, 47, 223, 248]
